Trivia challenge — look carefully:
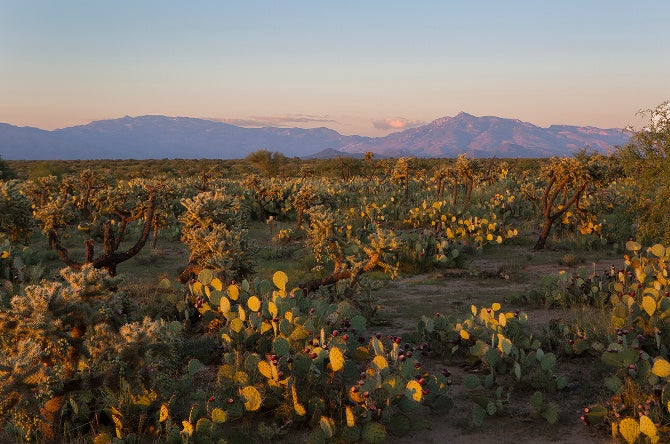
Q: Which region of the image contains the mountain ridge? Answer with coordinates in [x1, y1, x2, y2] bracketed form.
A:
[0, 113, 630, 160]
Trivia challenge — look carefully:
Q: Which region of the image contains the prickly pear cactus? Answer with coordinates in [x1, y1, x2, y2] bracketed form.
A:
[362, 422, 387, 443]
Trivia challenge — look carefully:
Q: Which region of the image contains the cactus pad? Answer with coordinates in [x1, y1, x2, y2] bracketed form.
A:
[329, 346, 345, 372]
[541, 403, 558, 424]
[362, 422, 386, 444]
[405, 380, 423, 402]
[272, 337, 290, 357]
[240, 386, 262, 411]
[211, 408, 227, 423]
[639, 415, 658, 438]
[387, 413, 411, 436]
[618, 417, 640, 444]
[652, 358, 670, 378]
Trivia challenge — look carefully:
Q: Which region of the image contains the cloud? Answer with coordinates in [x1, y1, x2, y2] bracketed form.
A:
[372, 117, 425, 131]
[217, 114, 336, 127]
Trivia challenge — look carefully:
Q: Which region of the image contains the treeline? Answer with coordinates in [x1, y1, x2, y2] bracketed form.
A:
[4, 153, 547, 182]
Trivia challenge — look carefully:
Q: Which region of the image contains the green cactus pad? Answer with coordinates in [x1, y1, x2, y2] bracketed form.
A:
[362, 422, 387, 444]
[540, 353, 556, 371]
[530, 391, 544, 411]
[280, 318, 293, 336]
[226, 400, 245, 419]
[398, 395, 420, 413]
[291, 355, 312, 378]
[195, 417, 212, 434]
[341, 425, 361, 443]
[198, 269, 213, 286]
[188, 359, 204, 377]
[307, 428, 326, 444]
[387, 413, 411, 436]
[244, 354, 262, 374]
[471, 404, 487, 426]
[272, 337, 290, 357]
[208, 289, 222, 306]
[349, 315, 367, 333]
[541, 403, 558, 424]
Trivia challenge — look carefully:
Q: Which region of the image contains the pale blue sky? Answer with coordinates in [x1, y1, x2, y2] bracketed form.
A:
[1, 0, 668, 135]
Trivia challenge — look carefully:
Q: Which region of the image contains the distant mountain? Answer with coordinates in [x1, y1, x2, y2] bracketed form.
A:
[0, 113, 630, 160]
[304, 148, 368, 159]
[338, 112, 629, 158]
[0, 116, 371, 160]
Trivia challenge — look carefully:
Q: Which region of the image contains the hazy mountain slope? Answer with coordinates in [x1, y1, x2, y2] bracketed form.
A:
[0, 113, 630, 160]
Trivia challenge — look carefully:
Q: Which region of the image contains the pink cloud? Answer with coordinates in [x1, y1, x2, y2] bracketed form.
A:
[373, 117, 425, 131]
[217, 114, 335, 127]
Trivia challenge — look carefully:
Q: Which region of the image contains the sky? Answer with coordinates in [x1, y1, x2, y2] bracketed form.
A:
[1, 1, 669, 137]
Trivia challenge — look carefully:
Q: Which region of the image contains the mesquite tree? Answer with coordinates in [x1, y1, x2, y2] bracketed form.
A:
[0, 156, 16, 180]
[618, 100, 670, 243]
[245, 149, 288, 177]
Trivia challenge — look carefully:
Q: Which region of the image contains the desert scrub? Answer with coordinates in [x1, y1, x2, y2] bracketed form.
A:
[560, 252, 583, 267]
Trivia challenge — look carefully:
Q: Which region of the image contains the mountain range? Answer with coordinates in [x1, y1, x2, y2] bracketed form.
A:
[0, 113, 630, 160]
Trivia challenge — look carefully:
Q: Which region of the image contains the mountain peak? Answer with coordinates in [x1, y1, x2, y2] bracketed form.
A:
[454, 111, 476, 118]
[338, 113, 629, 158]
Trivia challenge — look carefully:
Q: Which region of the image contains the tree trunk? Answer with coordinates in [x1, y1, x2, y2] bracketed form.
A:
[404, 176, 410, 201]
[49, 189, 157, 276]
[301, 254, 380, 293]
[297, 207, 304, 228]
[533, 180, 587, 250]
[533, 215, 555, 250]
[257, 196, 265, 219]
[452, 178, 459, 205]
[465, 176, 473, 206]
[152, 225, 159, 249]
[178, 261, 202, 284]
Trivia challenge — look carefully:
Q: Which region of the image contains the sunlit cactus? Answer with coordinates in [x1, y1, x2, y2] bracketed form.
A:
[178, 190, 255, 283]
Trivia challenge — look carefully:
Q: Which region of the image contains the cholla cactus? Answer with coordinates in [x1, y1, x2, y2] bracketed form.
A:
[0, 265, 182, 440]
[391, 157, 411, 200]
[292, 183, 316, 228]
[432, 167, 452, 199]
[178, 190, 255, 283]
[27, 175, 158, 275]
[532, 156, 596, 250]
[454, 154, 480, 206]
[0, 180, 33, 242]
[244, 174, 285, 219]
[302, 205, 399, 292]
